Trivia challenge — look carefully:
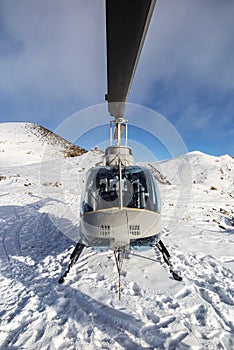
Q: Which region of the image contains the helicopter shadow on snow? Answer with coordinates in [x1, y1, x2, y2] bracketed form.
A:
[0, 200, 189, 349]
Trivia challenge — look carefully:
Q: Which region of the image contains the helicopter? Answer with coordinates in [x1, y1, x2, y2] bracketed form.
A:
[59, 0, 182, 297]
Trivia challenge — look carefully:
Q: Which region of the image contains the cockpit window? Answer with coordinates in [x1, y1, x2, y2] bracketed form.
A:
[81, 166, 160, 213]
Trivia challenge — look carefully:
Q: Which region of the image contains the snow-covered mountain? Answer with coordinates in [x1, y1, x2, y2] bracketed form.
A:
[0, 122, 87, 166]
[158, 150, 233, 192]
[0, 122, 233, 350]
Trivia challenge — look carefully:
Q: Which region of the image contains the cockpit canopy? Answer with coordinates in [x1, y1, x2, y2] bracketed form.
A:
[81, 165, 161, 214]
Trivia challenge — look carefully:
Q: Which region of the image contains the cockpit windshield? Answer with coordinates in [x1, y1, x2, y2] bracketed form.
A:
[81, 165, 160, 214]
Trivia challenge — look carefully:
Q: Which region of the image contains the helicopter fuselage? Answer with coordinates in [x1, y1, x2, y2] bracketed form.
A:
[80, 163, 161, 250]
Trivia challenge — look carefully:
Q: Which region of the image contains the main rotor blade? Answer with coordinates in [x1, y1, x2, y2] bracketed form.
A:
[105, 0, 156, 117]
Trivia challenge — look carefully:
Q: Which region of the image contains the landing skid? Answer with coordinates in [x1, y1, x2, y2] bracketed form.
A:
[58, 241, 86, 284]
[155, 240, 182, 281]
[58, 239, 182, 287]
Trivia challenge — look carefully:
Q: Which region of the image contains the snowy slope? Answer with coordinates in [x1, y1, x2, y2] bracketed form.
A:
[154, 151, 234, 234]
[0, 123, 234, 350]
[0, 122, 87, 166]
[157, 150, 233, 192]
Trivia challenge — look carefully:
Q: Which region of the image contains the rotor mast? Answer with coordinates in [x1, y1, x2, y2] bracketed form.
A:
[109, 117, 128, 146]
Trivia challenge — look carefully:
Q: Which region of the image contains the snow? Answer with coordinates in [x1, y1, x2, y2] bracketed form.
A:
[0, 122, 86, 166]
[0, 122, 234, 349]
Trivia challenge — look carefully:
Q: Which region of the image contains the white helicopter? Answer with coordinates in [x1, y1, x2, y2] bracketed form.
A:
[59, 0, 182, 297]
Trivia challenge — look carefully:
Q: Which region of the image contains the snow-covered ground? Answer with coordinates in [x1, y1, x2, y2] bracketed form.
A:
[0, 123, 233, 349]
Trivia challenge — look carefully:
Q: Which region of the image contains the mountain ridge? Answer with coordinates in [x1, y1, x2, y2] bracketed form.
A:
[1, 122, 233, 194]
[0, 122, 87, 166]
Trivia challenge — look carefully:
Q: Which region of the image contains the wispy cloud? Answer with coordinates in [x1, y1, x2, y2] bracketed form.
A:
[132, 0, 234, 99]
[0, 0, 106, 114]
[128, 0, 234, 155]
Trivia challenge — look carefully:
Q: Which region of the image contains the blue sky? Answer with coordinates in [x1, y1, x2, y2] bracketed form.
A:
[0, 0, 234, 160]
